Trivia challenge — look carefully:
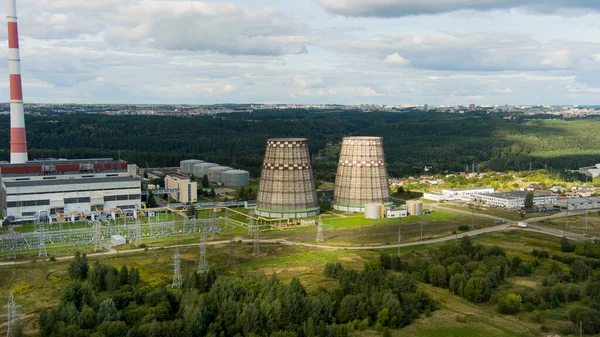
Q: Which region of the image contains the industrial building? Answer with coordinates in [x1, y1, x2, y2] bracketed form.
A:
[0, 159, 141, 218]
[442, 187, 494, 198]
[255, 138, 319, 218]
[207, 166, 232, 183]
[180, 159, 204, 175]
[333, 136, 392, 212]
[165, 174, 197, 203]
[555, 197, 600, 211]
[406, 200, 424, 216]
[477, 191, 557, 209]
[221, 170, 249, 187]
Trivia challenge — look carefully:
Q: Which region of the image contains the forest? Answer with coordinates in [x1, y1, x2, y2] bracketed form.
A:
[1, 109, 599, 179]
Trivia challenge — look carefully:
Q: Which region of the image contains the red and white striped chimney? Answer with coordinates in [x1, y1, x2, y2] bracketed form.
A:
[6, 0, 27, 163]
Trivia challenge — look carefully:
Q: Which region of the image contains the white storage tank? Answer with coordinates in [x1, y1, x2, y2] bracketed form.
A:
[195, 163, 218, 178]
[180, 159, 204, 174]
[406, 200, 423, 216]
[222, 170, 250, 187]
[365, 203, 383, 219]
[207, 166, 233, 183]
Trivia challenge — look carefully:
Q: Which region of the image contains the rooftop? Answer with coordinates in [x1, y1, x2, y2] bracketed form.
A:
[4, 176, 139, 188]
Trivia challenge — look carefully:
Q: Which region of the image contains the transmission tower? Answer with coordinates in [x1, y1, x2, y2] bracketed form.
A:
[172, 248, 182, 289]
[197, 232, 209, 274]
[2, 292, 23, 337]
[227, 239, 236, 267]
[93, 220, 102, 252]
[316, 216, 324, 243]
[210, 209, 219, 237]
[38, 224, 47, 258]
[252, 225, 260, 257]
[247, 211, 255, 236]
[134, 219, 142, 246]
[6, 234, 16, 260]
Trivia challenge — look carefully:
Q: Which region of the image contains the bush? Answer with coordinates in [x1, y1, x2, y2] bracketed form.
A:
[458, 225, 470, 231]
[497, 294, 523, 315]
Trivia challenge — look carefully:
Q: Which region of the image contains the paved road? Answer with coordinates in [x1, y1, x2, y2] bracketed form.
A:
[430, 204, 513, 222]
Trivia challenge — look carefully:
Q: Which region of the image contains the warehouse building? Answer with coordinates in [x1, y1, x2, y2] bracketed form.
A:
[165, 174, 197, 203]
[477, 191, 557, 209]
[0, 159, 141, 219]
[442, 187, 494, 198]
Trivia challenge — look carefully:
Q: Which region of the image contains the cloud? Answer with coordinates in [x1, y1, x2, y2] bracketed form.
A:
[295, 77, 324, 88]
[317, 0, 600, 17]
[104, 2, 310, 56]
[384, 52, 409, 65]
[325, 32, 600, 72]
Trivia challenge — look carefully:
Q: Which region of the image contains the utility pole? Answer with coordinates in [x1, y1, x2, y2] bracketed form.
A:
[252, 225, 260, 257]
[197, 231, 209, 274]
[38, 223, 47, 258]
[316, 216, 324, 243]
[172, 248, 182, 289]
[2, 292, 23, 337]
[397, 218, 402, 257]
[420, 221, 424, 242]
[227, 239, 236, 268]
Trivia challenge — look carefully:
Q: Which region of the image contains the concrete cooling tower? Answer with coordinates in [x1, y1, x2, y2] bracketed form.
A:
[255, 138, 319, 218]
[333, 136, 392, 212]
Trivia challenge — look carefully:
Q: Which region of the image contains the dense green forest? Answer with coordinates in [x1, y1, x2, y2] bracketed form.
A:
[37, 252, 435, 337]
[1, 110, 599, 179]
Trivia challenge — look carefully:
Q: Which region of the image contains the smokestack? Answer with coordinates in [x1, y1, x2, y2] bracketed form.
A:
[6, 0, 27, 163]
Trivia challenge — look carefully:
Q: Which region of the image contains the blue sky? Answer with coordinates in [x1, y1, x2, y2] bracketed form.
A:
[2, 0, 600, 105]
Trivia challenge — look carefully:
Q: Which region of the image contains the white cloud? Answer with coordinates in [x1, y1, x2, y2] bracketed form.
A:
[317, 0, 600, 17]
[384, 52, 409, 65]
[294, 77, 324, 88]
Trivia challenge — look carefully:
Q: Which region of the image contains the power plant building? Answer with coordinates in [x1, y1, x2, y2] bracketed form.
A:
[180, 159, 204, 175]
[165, 174, 197, 203]
[333, 137, 392, 212]
[221, 170, 249, 187]
[256, 138, 319, 218]
[0, 159, 141, 218]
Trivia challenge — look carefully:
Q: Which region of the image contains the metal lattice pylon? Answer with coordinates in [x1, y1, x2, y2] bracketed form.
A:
[172, 248, 182, 288]
[227, 239, 236, 267]
[93, 220, 102, 252]
[316, 216, 324, 243]
[252, 225, 260, 257]
[38, 224, 47, 258]
[197, 232, 209, 274]
[2, 292, 23, 337]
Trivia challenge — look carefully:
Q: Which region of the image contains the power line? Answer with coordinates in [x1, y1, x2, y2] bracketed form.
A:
[172, 248, 182, 289]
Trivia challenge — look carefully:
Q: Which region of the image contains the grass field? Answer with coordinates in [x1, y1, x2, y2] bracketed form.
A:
[537, 212, 600, 237]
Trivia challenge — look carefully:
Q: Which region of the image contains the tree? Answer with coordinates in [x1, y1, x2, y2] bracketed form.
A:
[524, 192, 534, 210]
[97, 298, 118, 324]
[560, 237, 575, 253]
[463, 277, 490, 303]
[187, 205, 196, 219]
[88, 261, 108, 292]
[119, 265, 129, 286]
[78, 304, 97, 330]
[428, 264, 447, 287]
[568, 306, 600, 334]
[68, 251, 89, 281]
[570, 260, 592, 282]
[202, 175, 209, 188]
[497, 294, 523, 315]
[209, 188, 216, 197]
[147, 190, 158, 208]
[128, 267, 140, 286]
[237, 187, 247, 200]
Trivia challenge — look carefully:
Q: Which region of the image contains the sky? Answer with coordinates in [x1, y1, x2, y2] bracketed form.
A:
[2, 0, 600, 105]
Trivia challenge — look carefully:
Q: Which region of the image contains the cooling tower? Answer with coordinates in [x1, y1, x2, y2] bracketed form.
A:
[333, 136, 392, 212]
[256, 138, 319, 218]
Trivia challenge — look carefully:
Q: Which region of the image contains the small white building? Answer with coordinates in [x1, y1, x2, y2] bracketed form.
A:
[478, 191, 557, 209]
[386, 209, 408, 218]
[423, 193, 448, 201]
[111, 234, 126, 246]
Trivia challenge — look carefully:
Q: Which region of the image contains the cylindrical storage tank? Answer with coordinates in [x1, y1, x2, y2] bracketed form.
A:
[406, 200, 423, 216]
[195, 163, 218, 178]
[333, 136, 391, 212]
[256, 138, 319, 218]
[365, 203, 383, 219]
[222, 170, 250, 187]
[207, 166, 232, 183]
[180, 159, 204, 174]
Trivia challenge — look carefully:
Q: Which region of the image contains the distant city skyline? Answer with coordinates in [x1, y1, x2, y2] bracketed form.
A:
[2, 0, 600, 105]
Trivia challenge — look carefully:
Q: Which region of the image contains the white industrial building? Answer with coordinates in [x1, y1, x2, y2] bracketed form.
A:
[165, 174, 197, 203]
[477, 191, 557, 209]
[579, 164, 600, 178]
[442, 187, 495, 198]
[0, 159, 141, 219]
[555, 197, 600, 211]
